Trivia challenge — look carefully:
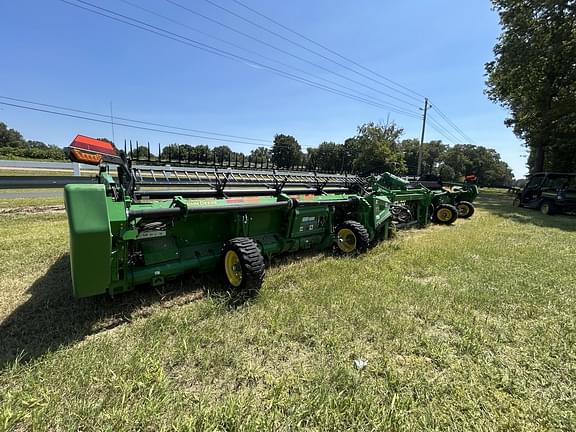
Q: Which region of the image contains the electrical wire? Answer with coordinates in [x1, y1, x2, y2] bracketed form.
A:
[0, 101, 273, 147]
[199, 0, 481, 145]
[163, 0, 420, 110]
[429, 103, 476, 144]
[426, 123, 460, 146]
[55, 0, 476, 148]
[229, 0, 427, 102]
[58, 0, 422, 119]
[195, 0, 423, 105]
[0, 96, 271, 143]
[116, 0, 421, 115]
[427, 115, 462, 145]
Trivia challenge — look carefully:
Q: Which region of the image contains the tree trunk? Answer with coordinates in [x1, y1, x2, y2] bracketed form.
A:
[533, 142, 545, 172]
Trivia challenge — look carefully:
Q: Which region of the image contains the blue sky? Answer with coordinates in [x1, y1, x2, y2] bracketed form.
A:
[1, 0, 527, 176]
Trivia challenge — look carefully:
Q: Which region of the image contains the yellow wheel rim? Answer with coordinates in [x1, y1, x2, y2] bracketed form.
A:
[457, 204, 469, 217]
[224, 250, 242, 287]
[437, 208, 453, 222]
[337, 228, 357, 253]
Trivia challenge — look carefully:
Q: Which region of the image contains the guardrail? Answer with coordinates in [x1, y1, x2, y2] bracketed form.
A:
[0, 176, 97, 189]
[0, 160, 98, 189]
[0, 159, 98, 174]
[0, 160, 362, 190]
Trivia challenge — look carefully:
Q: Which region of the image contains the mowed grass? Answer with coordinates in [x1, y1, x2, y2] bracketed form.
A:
[0, 191, 575, 431]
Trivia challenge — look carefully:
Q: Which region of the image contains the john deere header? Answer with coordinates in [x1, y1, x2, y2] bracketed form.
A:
[63, 135, 476, 298]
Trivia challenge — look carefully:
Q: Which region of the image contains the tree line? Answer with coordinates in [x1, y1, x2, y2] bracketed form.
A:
[0, 122, 67, 160]
[486, 0, 576, 173]
[1, 120, 513, 186]
[133, 121, 513, 187]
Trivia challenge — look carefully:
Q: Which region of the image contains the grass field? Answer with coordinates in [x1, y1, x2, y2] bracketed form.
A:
[0, 191, 574, 431]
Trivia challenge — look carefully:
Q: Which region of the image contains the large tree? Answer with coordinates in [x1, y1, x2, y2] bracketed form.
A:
[352, 122, 406, 175]
[271, 134, 301, 169]
[485, 0, 576, 172]
[250, 146, 270, 160]
[0, 121, 66, 160]
[129, 145, 152, 160]
[442, 144, 513, 187]
[400, 139, 447, 175]
[341, 138, 360, 173]
[0, 122, 25, 147]
[212, 145, 233, 163]
[307, 141, 342, 172]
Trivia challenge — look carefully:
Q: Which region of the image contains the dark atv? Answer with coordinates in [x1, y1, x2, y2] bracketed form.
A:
[513, 172, 576, 215]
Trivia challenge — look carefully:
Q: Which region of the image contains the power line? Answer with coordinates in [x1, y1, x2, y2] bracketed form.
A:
[59, 0, 422, 119]
[427, 122, 460, 146]
[427, 115, 462, 145]
[0, 96, 271, 143]
[164, 0, 420, 110]
[202, 1, 480, 146]
[158, 0, 478, 146]
[197, 0, 425, 104]
[173, 1, 479, 147]
[229, 0, 427, 102]
[116, 0, 421, 116]
[56, 0, 478, 148]
[0, 99, 407, 154]
[0, 100, 273, 147]
[429, 103, 476, 144]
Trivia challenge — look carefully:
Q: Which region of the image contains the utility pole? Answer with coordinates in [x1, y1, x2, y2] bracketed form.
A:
[417, 98, 429, 178]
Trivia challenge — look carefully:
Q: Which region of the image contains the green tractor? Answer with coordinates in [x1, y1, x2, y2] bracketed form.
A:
[367, 172, 461, 226]
[415, 174, 479, 220]
[63, 135, 392, 298]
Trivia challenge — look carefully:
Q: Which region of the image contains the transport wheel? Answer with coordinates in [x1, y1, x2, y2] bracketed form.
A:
[539, 200, 556, 216]
[221, 237, 265, 291]
[335, 220, 369, 254]
[456, 201, 475, 219]
[512, 197, 522, 208]
[433, 204, 458, 225]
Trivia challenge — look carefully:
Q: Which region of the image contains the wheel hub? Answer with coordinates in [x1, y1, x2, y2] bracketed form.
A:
[337, 228, 357, 253]
[224, 250, 243, 287]
[437, 208, 452, 222]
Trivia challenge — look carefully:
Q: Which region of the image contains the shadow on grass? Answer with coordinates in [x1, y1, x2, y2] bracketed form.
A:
[0, 254, 259, 367]
[476, 191, 576, 232]
[0, 229, 423, 366]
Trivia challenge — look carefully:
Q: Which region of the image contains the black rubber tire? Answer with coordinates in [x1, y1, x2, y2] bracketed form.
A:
[221, 237, 265, 291]
[456, 201, 475, 219]
[428, 204, 436, 221]
[335, 220, 370, 254]
[433, 204, 459, 225]
[512, 197, 522, 208]
[539, 200, 556, 216]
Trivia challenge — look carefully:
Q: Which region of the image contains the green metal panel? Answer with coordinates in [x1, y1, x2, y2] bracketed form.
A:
[372, 196, 392, 231]
[64, 184, 112, 298]
[290, 207, 330, 238]
[141, 237, 179, 265]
